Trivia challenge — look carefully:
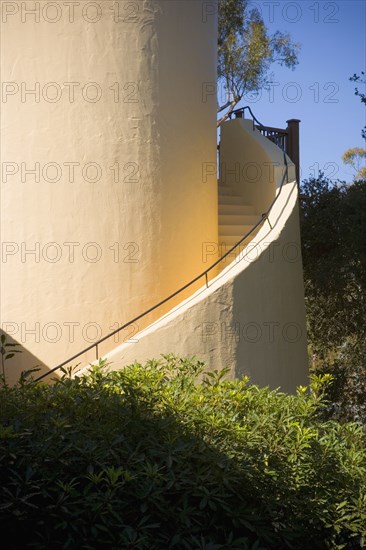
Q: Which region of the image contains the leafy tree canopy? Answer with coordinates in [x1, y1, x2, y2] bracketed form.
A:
[217, 0, 300, 126]
[300, 174, 366, 422]
[342, 147, 366, 180]
[349, 72, 366, 139]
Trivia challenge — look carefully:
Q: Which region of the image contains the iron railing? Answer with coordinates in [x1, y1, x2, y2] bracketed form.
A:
[257, 125, 288, 150]
[35, 107, 290, 382]
[228, 107, 300, 183]
[229, 107, 289, 148]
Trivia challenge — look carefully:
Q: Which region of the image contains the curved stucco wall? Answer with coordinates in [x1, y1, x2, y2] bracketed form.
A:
[0, 1, 218, 383]
[94, 121, 308, 393]
[219, 119, 295, 211]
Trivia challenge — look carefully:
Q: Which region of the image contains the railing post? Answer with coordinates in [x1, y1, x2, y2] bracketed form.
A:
[286, 119, 300, 185]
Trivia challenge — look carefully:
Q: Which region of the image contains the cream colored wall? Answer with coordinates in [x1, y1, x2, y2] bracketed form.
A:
[0, 1, 218, 384]
[219, 119, 295, 212]
[85, 121, 308, 393]
[93, 182, 309, 393]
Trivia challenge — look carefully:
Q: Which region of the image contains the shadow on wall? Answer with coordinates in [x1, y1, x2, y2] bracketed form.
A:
[232, 198, 308, 393]
[0, 330, 48, 386]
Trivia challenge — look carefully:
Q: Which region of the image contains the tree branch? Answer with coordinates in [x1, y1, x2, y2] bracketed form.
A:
[217, 98, 240, 127]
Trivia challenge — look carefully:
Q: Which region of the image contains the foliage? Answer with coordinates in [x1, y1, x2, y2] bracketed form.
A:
[342, 148, 366, 180]
[314, 341, 366, 425]
[217, 0, 300, 126]
[0, 355, 365, 549]
[342, 73, 366, 180]
[350, 72, 366, 139]
[0, 334, 22, 386]
[300, 175, 366, 423]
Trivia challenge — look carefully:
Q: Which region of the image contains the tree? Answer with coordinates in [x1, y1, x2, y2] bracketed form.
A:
[217, 0, 300, 126]
[341, 73, 366, 182]
[350, 72, 366, 140]
[342, 72, 366, 179]
[300, 174, 366, 422]
[342, 147, 366, 180]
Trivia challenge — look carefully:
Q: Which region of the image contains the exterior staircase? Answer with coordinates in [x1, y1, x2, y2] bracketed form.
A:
[32, 112, 303, 386]
[218, 184, 261, 255]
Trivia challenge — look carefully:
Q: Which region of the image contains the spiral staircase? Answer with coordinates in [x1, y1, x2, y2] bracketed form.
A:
[33, 108, 308, 393]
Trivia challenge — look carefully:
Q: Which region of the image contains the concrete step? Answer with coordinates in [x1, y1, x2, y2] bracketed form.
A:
[218, 235, 252, 248]
[219, 214, 260, 226]
[218, 203, 257, 215]
[219, 224, 255, 237]
[218, 237, 257, 259]
[218, 185, 234, 196]
[218, 194, 245, 205]
[218, 227, 261, 247]
[219, 236, 252, 248]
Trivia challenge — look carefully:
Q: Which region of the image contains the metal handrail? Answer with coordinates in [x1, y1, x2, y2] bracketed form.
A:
[229, 107, 288, 142]
[35, 108, 290, 382]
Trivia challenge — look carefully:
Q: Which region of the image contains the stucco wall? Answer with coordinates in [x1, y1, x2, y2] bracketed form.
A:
[219, 119, 295, 212]
[87, 121, 308, 393]
[0, 1, 218, 383]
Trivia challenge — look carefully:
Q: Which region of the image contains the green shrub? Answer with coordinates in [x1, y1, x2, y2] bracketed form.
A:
[0, 356, 365, 549]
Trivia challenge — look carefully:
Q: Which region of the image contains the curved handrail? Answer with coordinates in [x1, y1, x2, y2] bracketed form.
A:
[35, 108, 290, 381]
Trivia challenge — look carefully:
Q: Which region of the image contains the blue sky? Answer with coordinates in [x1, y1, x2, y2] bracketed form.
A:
[233, 0, 366, 182]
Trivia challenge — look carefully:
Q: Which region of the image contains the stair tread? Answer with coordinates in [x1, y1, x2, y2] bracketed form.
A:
[218, 186, 234, 196]
[219, 225, 261, 241]
[219, 204, 256, 215]
[219, 237, 253, 245]
[219, 237, 254, 247]
[220, 222, 255, 231]
[218, 238, 256, 256]
[219, 235, 258, 246]
[218, 195, 246, 205]
[219, 214, 260, 225]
